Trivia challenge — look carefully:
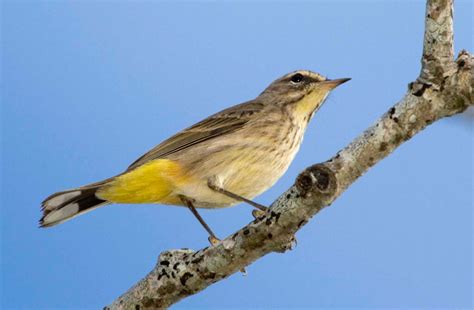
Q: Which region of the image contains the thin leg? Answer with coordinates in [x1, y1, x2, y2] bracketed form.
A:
[207, 179, 268, 212]
[180, 196, 220, 245]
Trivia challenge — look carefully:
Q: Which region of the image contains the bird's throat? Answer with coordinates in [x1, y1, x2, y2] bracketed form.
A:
[292, 91, 329, 121]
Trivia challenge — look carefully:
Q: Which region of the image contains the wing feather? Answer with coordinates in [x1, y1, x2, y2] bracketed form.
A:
[127, 100, 264, 170]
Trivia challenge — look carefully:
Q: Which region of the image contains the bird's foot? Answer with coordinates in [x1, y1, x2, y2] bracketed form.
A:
[252, 209, 267, 219]
[208, 235, 221, 246]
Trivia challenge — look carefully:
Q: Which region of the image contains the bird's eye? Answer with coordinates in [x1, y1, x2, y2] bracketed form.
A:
[290, 73, 304, 83]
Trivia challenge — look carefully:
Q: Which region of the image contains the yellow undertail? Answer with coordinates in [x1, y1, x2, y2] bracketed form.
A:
[96, 159, 188, 205]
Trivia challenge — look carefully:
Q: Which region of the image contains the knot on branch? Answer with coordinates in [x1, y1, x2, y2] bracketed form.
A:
[295, 164, 337, 205]
[455, 50, 471, 70]
[455, 50, 473, 105]
[409, 81, 432, 97]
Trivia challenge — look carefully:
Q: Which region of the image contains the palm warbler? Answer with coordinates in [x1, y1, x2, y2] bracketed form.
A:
[40, 70, 350, 242]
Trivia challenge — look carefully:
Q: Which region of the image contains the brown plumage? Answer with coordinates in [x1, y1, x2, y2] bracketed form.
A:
[40, 70, 350, 237]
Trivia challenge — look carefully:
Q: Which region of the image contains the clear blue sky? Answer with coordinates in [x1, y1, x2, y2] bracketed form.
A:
[1, 1, 472, 308]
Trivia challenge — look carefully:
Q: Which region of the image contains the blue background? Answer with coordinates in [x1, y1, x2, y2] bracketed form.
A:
[2, 1, 472, 308]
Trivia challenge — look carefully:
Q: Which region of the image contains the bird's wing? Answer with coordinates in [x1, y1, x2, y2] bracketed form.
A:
[127, 100, 264, 170]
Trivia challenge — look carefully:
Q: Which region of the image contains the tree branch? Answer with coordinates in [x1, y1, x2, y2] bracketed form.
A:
[106, 0, 472, 308]
[420, 0, 455, 84]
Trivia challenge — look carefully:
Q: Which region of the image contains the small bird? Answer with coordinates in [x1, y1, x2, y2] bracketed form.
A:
[40, 70, 349, 243]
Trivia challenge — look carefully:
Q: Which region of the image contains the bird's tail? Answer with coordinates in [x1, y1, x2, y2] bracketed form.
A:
[40, 178, 114, 227]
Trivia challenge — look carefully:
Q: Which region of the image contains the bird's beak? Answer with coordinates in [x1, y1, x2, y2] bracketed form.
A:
[319, 78, 351, 89]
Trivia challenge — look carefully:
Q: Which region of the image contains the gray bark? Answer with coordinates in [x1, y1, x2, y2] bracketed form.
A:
[107, 0, 473, 308]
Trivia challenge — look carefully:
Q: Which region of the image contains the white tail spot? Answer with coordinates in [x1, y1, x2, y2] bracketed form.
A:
[44, 191, 81, 210]
[42, 203, 79, 226]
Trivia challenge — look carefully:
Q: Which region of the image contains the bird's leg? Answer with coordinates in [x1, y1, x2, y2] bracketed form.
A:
[180, 196, 220, 245]
[207, 179, 268, 217]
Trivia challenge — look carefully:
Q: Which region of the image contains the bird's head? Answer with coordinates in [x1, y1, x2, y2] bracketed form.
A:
[259, 70, 350, 119]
